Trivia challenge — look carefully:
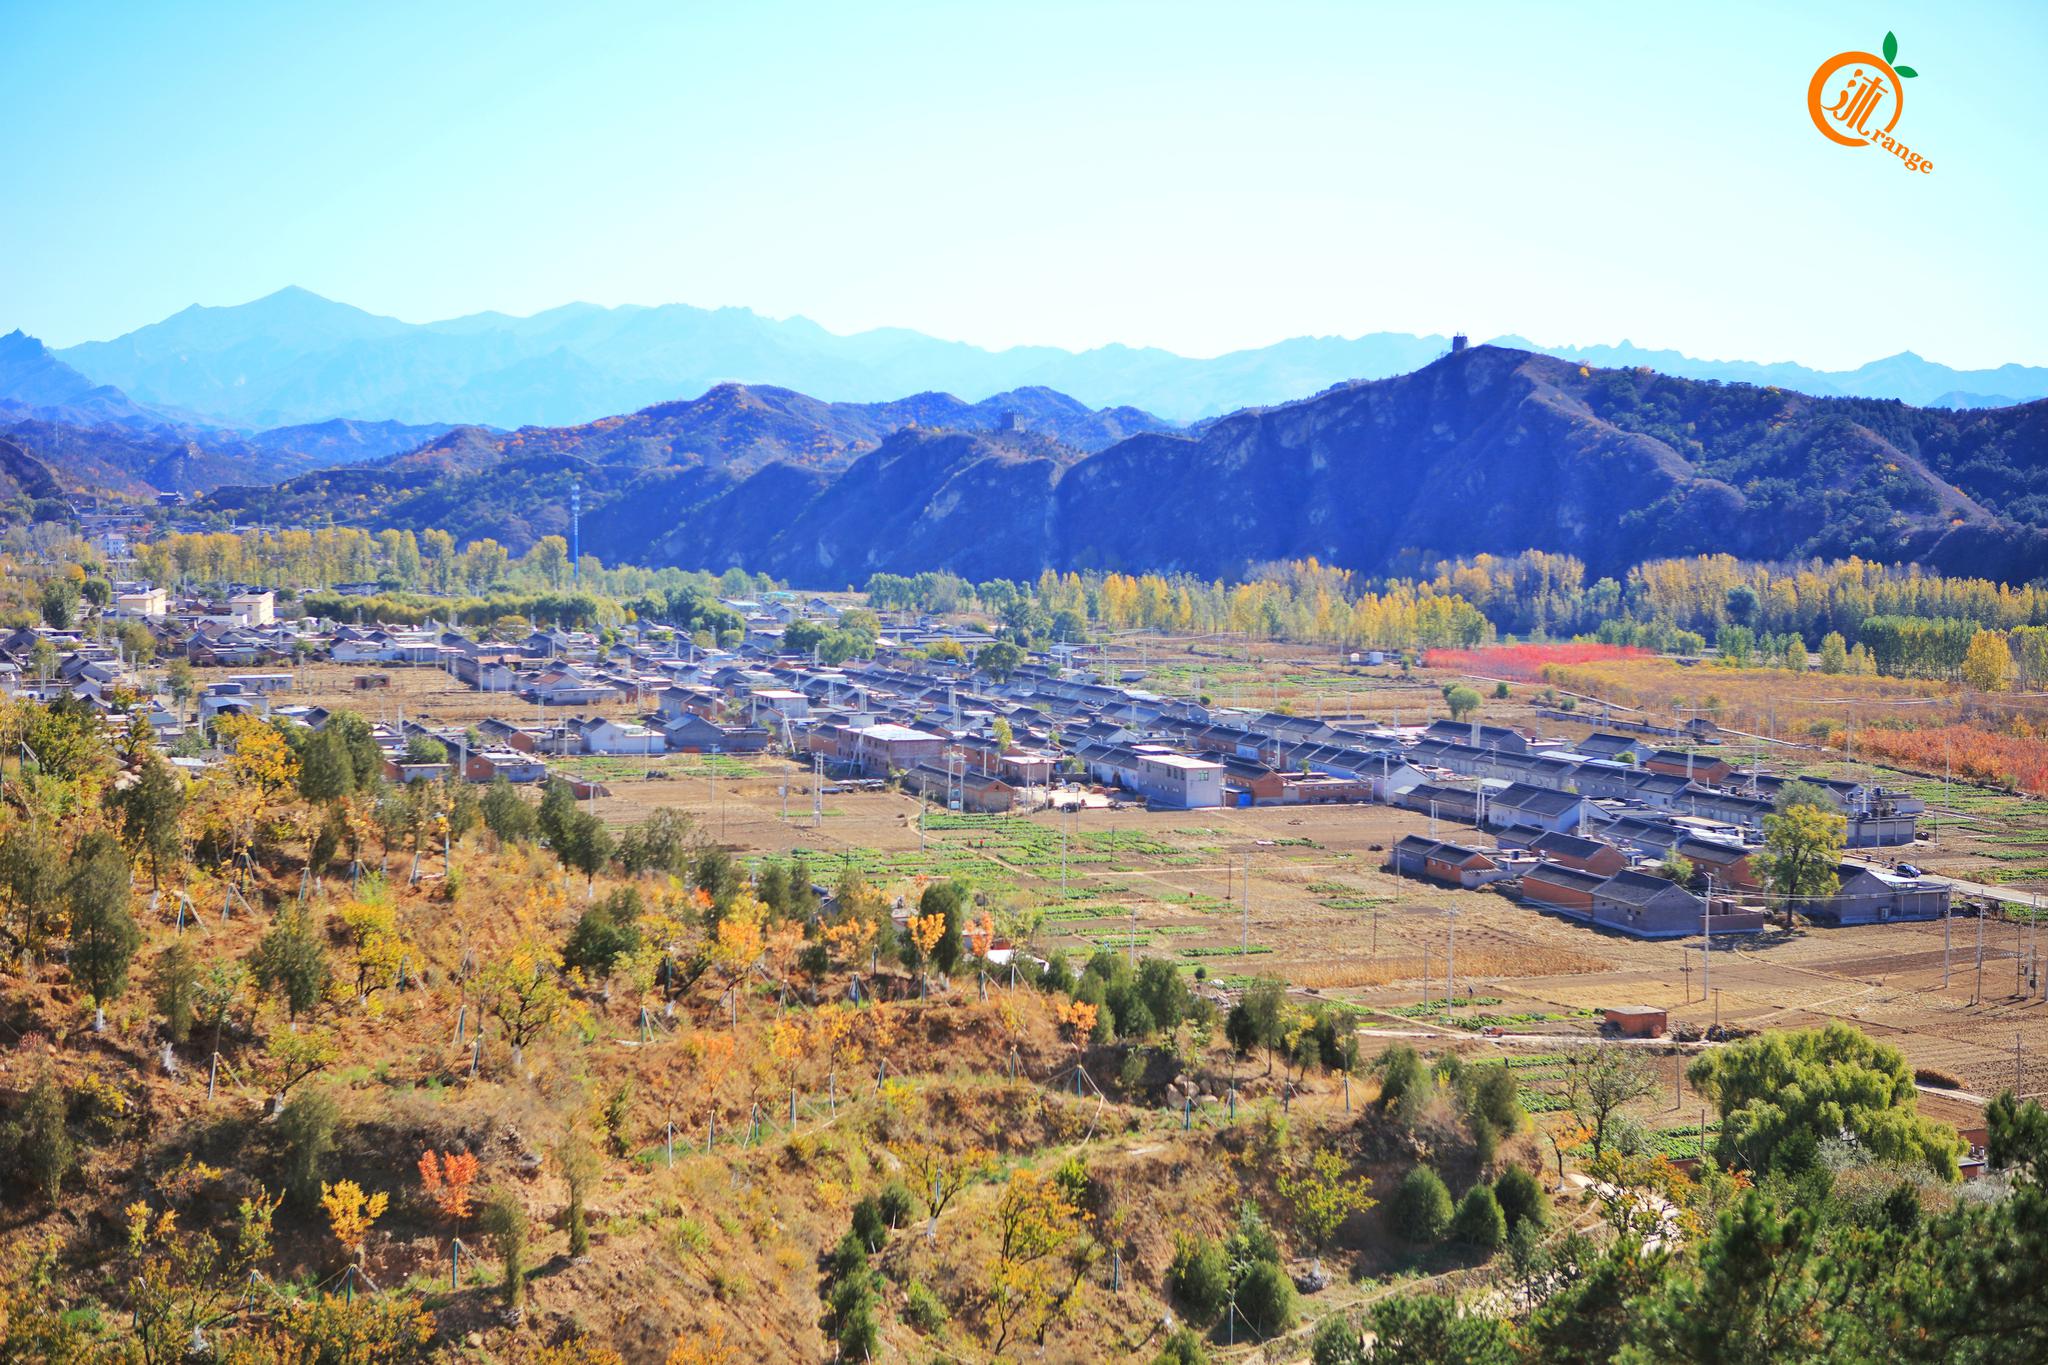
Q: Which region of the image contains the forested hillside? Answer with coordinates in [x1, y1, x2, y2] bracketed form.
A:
[200, 348, 2048, 586]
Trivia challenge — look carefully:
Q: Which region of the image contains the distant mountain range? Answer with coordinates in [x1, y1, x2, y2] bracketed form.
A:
[0, 330, 469, 498]
[36, 287, 2048, 429]
[198, 347, 2048, 585]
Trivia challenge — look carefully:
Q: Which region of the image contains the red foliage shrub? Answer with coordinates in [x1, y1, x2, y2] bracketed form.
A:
[1852, 725, 2048, 797]
[1422, 643, 1652, 682]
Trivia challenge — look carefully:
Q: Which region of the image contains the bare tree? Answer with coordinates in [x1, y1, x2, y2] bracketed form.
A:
[1560, 1045, 1658, 1159]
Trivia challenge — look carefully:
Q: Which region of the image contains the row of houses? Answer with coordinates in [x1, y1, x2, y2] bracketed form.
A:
[1390, 820, 1949, 939]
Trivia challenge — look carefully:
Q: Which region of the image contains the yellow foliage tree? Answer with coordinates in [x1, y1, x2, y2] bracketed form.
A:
[982, 1167, 1098, 1355]
[1963, 629, 2016, 692]
[480, 940, 581, 1074]
[823, 915, 876, 974]
[1054, 998, 1098, 1050]
[339, 899, 408, 1009]
[320, 1179, 388, 1260]
[891, 1137, 991, 1226]
[906, 911, 946, 988]
[215, 714, 300, 794]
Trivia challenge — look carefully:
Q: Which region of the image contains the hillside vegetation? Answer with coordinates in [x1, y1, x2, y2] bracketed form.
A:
[197, 349, 2048, 585]
[2, 689, 2046, 1364]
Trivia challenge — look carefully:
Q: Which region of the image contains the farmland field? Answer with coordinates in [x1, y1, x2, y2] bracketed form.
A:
[268, 648, 2048, 1105]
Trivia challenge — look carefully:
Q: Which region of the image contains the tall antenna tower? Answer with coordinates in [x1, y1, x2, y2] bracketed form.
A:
[570, 481, 582, 586]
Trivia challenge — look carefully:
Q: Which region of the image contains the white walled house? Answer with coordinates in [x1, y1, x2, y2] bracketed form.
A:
[1133, 753, 1225, 809]
[581, 718, 667, 756]
[228, 591, 276, 626]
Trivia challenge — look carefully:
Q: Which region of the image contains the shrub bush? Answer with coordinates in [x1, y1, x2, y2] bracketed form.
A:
[1393, 1165, 1454, 1242]
[1493, 1165, 1548, 1232]
[1151, 1326, 1209, 1365]
[479, 1188, 529, 1309]
[4, 1073, 74, 1204]
[904, 1278, 948, 1332]
[1233, 1259, 1298, 1337]
[562, 888, 643, 977]
[1166, 1233, 1231, 1324]
[1310, 1314, 1366, 1365]
[877, 1178, 917, 1228]
[1379, 1044, 1430, 1125]
[276, 1088, 339, 1209]
[1452, 1185, 1507, 1251]
[850, 1196, 886, 1253]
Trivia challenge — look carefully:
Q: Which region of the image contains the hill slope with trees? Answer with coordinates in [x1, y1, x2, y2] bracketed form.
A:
[202, 347, 2048, 585]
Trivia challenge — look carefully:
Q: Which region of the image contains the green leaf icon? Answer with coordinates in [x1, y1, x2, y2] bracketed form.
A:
[1895, 65, 1918, 78]
[1883, 31, 1899, 63]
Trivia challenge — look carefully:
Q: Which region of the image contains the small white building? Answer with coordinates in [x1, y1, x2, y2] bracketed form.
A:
[581, 718, 667, 756]
[228, 591, 276, 627]
[748, 688, 811, 721]
[1133, 753, 1225, 810]
[115, 585, 169, 618]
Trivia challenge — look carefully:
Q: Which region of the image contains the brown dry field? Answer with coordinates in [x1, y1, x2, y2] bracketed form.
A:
[276, 655, 2048, 1103]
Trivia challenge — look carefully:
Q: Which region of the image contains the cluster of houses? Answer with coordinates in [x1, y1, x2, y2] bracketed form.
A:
[11, 582, 1956, 941]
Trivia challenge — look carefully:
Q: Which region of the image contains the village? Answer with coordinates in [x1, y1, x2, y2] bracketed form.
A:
[17, 576, 1981, 953]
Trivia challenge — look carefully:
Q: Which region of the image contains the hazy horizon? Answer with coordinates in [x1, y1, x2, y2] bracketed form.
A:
[19, 283, 2039, 381]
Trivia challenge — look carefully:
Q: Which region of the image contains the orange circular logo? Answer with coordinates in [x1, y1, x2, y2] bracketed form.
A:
[1808, 50, 1904, 146]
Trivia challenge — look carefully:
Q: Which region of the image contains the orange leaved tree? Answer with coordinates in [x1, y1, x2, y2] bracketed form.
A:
[418, 1149, 480, 1220]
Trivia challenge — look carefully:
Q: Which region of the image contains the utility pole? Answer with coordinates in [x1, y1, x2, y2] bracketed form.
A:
[1240, 853, 1251, 961]
[1975, 905, 1986, 1006]
[1444, 907, 1458, 1018]
[1701, 897, 1712, 1014]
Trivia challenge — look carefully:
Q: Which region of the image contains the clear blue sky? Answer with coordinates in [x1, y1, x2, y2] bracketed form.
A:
[3, 0, 2044, 369]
